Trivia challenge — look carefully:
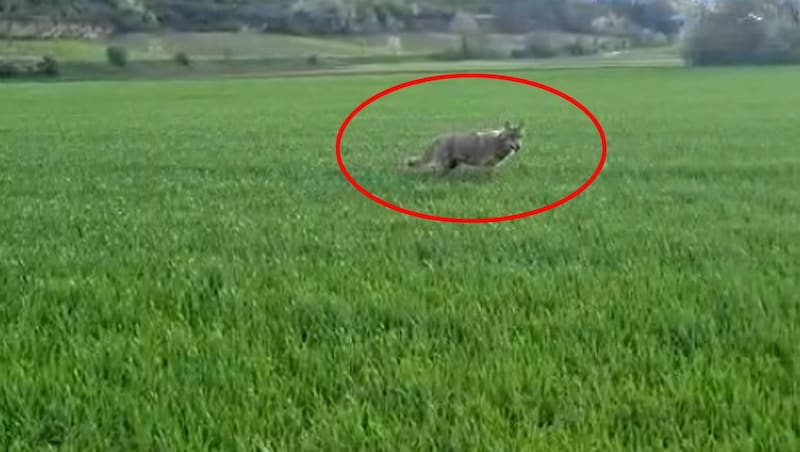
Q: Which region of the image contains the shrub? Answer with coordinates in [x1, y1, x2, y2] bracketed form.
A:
[0, 57, 59, 79]
[598, 40, 615, 52]
[510, 32, 560, 59]
[565, 37, 599, 56]
[307, 54, 319, 65]
[680, 0, 800, 66]
[0, 60, 21, 78]
[36, 56, 59, 76]
[174, 51, 191, 66]
[106, 45, 129, 67]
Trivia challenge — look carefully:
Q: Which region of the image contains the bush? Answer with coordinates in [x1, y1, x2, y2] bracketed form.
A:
[0, 60, 21, 78]
[565, 37, 599, 56]
[307, 54, 319, 65]
[36, 56, 59, 76]
[511, 34, 602, 59]
[510, 32, 566, 59]
[106, 45, 129, 68]
[598, 40, 616, 52]
[174, 51, 191, 66]
[0, 57, 60, 79]
[680, 0, 800, 66]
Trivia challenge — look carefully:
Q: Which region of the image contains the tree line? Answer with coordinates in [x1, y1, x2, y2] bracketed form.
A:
[2, 0, 684, 35]
[2, 0, 800, 67]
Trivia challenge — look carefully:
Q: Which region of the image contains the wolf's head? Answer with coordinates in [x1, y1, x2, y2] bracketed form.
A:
[498, 120, 524, 152]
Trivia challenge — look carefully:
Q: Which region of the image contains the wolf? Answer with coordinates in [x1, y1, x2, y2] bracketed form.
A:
[406, 121, 524, 175]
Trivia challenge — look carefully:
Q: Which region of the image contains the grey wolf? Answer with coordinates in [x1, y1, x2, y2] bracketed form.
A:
[406, 121, 524, 175]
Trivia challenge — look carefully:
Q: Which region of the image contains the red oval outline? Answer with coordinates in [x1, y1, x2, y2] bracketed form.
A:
[335, 73, 607, 223]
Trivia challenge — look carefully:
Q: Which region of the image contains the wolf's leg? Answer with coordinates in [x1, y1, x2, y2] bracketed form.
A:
[407, 152, 428, 168]
[430, 163, 449, 176]
[436, 158, 461, 176]
[407, 143, 436, 168]
[426, 159, 453, 176]
[433, 160, 457, 176]
[476, 165, 495, 180]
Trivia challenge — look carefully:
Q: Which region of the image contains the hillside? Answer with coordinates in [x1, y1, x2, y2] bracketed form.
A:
[2, 0, 689, 38]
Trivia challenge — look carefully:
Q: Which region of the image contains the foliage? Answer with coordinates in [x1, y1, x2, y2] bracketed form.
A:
[449, 9, 483, 57]
[564, 36, 599, 56]
[680, 0, 800, 66]
[607, 0, 681, 36]
[105, 44, 128, 66]
[35, 55, 59, 74]
[510, 32, 609, 59]
[492, 0, 530, 33]
[510, 31, 560, 58]
[3, 0, 689, 38]
[0, 55, 59, 77]
[173, 50, 190, 66]
[287, 0, 355, 35]
[0, 59, 22, 77]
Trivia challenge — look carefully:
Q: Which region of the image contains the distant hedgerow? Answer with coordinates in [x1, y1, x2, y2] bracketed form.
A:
[0, 56, 59, 78]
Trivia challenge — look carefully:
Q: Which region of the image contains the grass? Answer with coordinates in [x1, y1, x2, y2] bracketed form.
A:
[1, 66, 799, 450]
[0, 38, 150, 62]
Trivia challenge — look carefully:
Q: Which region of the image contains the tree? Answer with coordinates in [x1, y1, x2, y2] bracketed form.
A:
[289, 0, 356, 34]
[494, 0, 530, 33]
[629, 0, 680, 36]
[680, 0, 800, 65]
[3, 0, 16, 46]
[449, 9, 481, 56]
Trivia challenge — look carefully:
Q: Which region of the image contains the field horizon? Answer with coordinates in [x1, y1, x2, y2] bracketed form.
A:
[1, 30, 679, 82]
[1, 65, 798, 450]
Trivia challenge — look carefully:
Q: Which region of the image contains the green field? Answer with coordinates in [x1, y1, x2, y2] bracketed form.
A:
[1, 66, 799, 450]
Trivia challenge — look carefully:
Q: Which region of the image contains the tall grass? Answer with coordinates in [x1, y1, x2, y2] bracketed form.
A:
[0, 67, 798, 450]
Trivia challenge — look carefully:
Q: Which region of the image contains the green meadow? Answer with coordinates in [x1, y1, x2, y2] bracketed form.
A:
[1, 66, 798, 450]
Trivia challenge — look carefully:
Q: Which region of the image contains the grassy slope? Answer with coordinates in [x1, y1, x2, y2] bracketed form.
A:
[1, 66, 798, 450]
[0, 31, 632, 61]
[0, 32, 456, 61]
